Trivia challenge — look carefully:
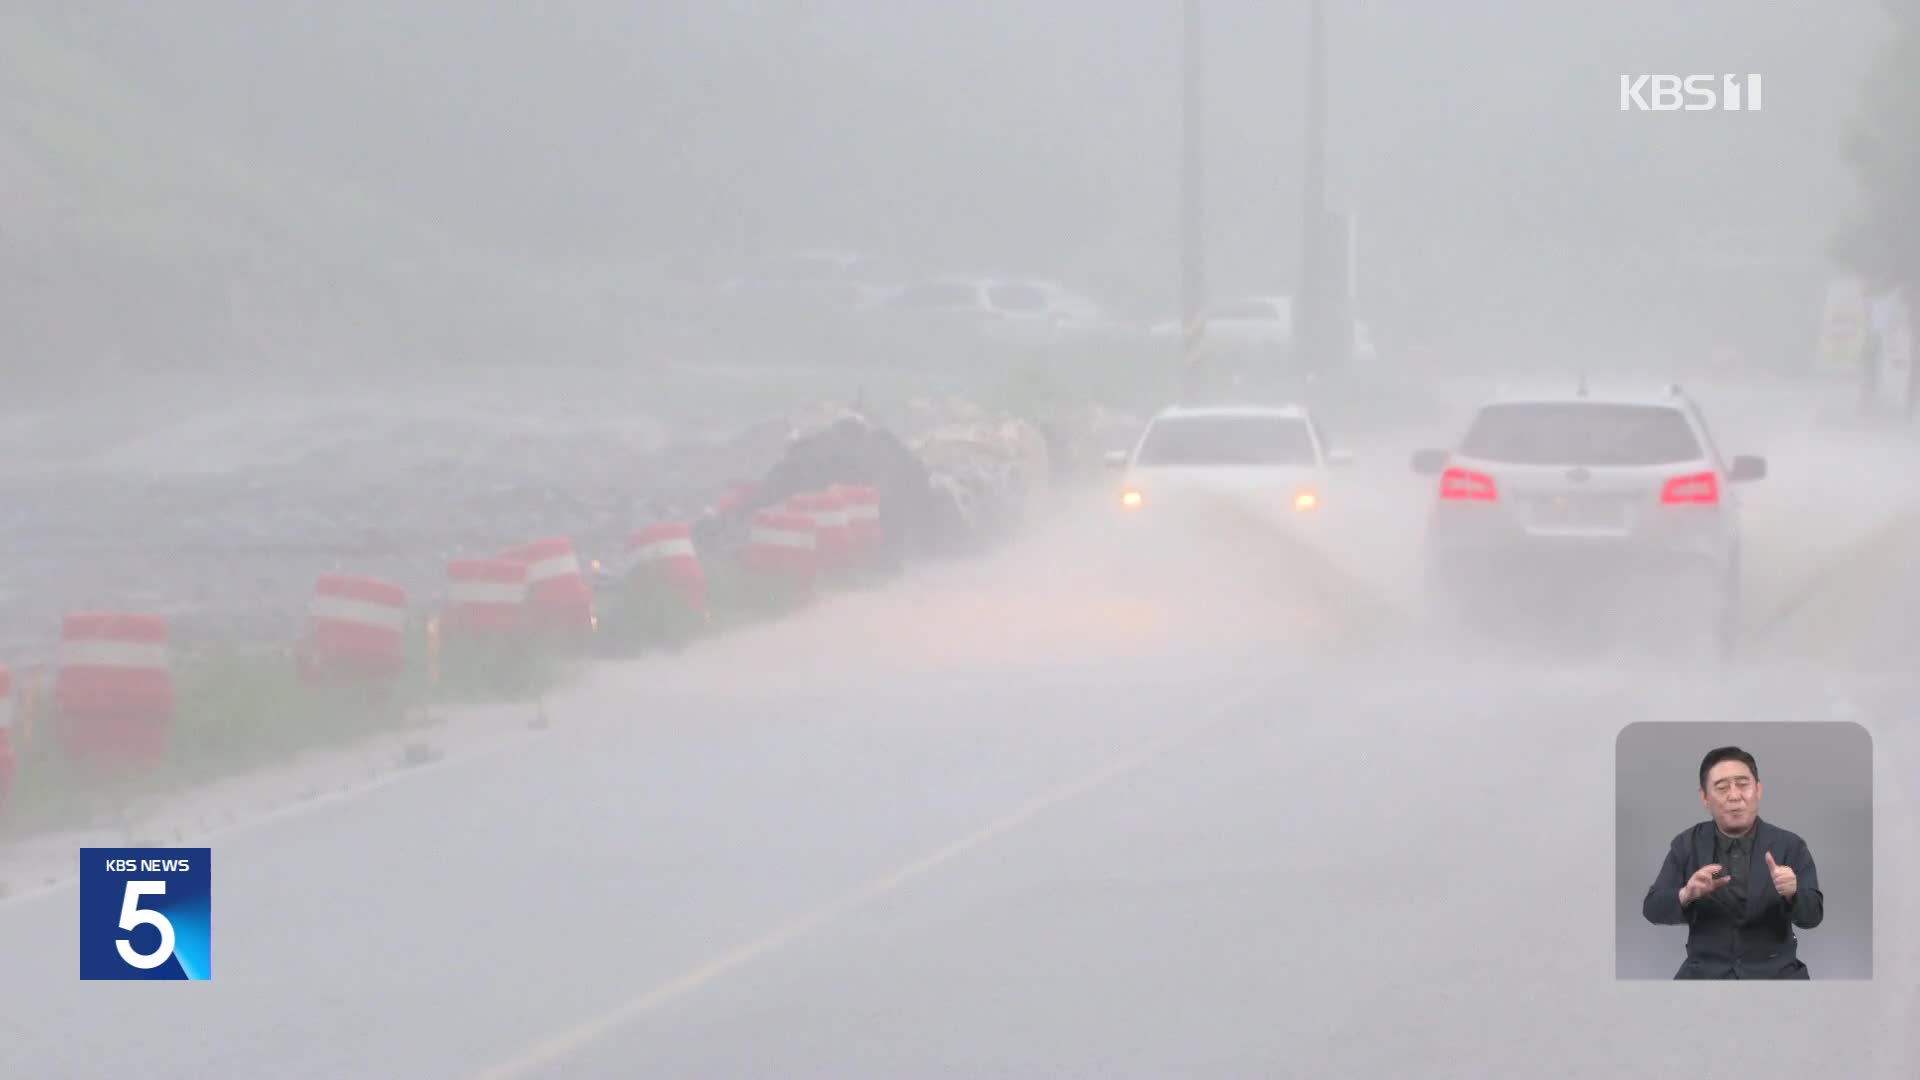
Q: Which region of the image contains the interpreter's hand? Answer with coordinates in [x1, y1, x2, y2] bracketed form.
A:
[1766, 852, 1798, 901]
[1680, 863, 1731, 905]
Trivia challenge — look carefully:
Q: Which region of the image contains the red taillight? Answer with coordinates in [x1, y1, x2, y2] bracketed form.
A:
[1660, 471, 1720, 505]
[1439, 467, 1497, 501]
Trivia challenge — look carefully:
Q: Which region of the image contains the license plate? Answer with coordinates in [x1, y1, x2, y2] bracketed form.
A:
[1533, 495, 1623, 528]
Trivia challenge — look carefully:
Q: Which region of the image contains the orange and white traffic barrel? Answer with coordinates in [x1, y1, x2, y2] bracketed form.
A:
[0, 664, 15, 811]
[744, 508, 818, 587]
[499, 536, 595, 635]
[789, 490, 852, 570]
[298, 573, 410, 684]
[625, 522, 706, 615]
[832, 484, 883, 556]
[444, 557, 529, 639]
[54, 612, 174, 768]
[710, 480, 762, 517]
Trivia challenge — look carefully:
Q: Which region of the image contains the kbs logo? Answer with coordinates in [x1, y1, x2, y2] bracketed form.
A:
[1619, 74, 1762, 112]
[79, 847, 212, 980]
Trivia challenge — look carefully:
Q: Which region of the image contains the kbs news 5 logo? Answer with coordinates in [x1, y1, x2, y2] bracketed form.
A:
[79, 848, 212, 980]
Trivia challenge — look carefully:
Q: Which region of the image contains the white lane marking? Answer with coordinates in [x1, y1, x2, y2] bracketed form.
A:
[472, 682, 1275, 1080]
[0, 721, 542, 913]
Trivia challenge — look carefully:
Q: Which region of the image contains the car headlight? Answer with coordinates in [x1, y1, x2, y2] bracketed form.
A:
[1121, 488, 1144, 509]
[1293, 489, 1318, 512]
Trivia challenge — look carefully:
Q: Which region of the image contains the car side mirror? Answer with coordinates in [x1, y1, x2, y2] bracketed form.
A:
[1410, 448, 1449, 476]
[1728, 454, 1767, 483]
[1103, 450, 1129, 469]
[1326, 449, 1356, 467]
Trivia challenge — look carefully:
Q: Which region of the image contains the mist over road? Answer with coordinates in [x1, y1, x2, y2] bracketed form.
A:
[2, 384, 1915, 1078]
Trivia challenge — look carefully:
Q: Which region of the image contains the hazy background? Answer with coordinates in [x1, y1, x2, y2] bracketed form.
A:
[4, 4, 1920, 1072]
[1, 0, 1890, 377]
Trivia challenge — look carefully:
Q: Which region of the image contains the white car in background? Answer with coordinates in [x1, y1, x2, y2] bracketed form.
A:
[1149, 295, 1379, 361]
[878, 275, 1118, 345]
[1104, 403, 1354, 523]
[715, 249, 902, 314]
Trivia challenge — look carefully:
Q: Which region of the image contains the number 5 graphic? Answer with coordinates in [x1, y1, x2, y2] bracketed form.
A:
[116, 881, 176, 970]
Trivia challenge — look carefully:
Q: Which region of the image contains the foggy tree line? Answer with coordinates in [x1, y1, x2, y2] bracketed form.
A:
[4, 2, 1905, 374]
[1834, 0, 1919, 293]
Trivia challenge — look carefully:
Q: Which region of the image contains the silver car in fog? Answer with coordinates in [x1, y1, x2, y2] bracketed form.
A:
[1410, 381, 1768, 654]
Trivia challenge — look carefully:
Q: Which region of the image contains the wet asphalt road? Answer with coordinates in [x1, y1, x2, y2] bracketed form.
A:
[515, 673, 1915, 1080]
[2, 380, 1916, 1078]
[1, 562, 1916, 1078]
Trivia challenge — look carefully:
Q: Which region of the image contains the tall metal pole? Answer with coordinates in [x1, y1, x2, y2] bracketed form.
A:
[1180, 0, 1207, 394]
[1297, 0, 1328, 376]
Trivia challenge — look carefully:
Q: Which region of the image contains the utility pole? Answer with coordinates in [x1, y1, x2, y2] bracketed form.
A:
[1296, 0, 1330, 377]
[1180, 0, 1207, 397]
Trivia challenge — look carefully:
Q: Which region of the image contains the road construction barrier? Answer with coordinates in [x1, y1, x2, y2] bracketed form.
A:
[0, 664, 14, 811]
[625, 522, 707, 615]
[500, 536, 595, 637]
[789, 489, 853, 571]
[0, 415, 1066, 831]
[600, 521, 711, 649]
[744, 508, 818, 592]
[17, 666, 36, 748]
[54, 612, 174, 769]
[710, 480, 761, 516]
[297, 573, 410, 685]
[443, 558, 530, 639]
[833, 484, 883, 556]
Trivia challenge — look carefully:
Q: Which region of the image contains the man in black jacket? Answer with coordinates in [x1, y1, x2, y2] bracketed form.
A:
[1641, 745, 1825, 979]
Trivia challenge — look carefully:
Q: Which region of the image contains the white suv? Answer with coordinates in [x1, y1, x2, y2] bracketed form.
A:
[1410, 382, 1767, 654]
[1106, 403, 1354, 519]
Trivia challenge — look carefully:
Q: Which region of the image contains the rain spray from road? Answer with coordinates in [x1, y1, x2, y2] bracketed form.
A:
[4, 1, 1918, 1076]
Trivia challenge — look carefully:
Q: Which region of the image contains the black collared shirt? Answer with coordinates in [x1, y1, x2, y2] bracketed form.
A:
[1713, 828, 1753, 912]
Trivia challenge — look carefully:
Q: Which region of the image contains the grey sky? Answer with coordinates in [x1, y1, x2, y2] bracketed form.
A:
[21, 0, 1891, 360]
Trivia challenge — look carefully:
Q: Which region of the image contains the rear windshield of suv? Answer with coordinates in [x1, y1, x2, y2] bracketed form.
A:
[1459, 402, 1702, 466]
[1135, 414, 1319, 467]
